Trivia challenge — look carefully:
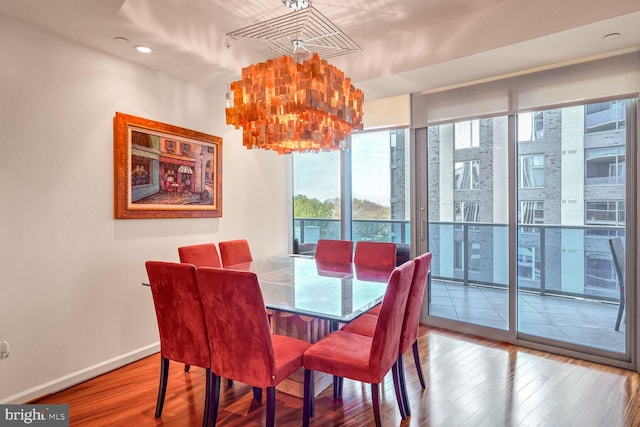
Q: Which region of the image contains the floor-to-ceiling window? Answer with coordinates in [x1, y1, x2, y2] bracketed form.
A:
[292, 127, 410, 253]
[427, 116, 510, 330]
[412, 52, 638, 367]
[515, 101, 631, 355]
[418, 97, 636, 362]
[293, 150, 341, 251]
[351, 128, 410, 245]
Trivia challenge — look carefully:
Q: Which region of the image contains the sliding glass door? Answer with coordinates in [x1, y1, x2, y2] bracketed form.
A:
[419, 97, 635, 361]
[426, 116, 510, 330]
[515, 100, 633, 355]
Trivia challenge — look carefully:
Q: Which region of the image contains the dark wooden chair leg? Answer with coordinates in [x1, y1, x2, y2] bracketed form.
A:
[227, 379, 233, 387]
[398, 355, 411, 416]
[392, 359, 408, 418]
[185, 364, 191, 372]
[202, 368, 211, 427]
[412, 340, 426, 389]
[310, 371, 315, 417]
[303, 370, 313, 427]
[333, 376, 343, 399]
[253, 386, 263, 402]
[209, 374, 221, 427]
[155, 356, 170, 418]
[265, 386, 276, 427]
[371, 383, 382, 427]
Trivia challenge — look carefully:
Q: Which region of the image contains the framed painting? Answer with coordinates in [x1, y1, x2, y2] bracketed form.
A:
[114, 112, 222, 219]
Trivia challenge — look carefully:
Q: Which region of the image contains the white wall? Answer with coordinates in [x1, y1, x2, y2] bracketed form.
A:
[0, 12, 290, 403]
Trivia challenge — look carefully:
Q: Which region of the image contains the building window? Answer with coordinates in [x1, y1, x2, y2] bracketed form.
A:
[518, 111, 544, 142]
[585, 147, 625, 185]
[454, 201, 479, 231]
[166, 139, 175, 152]
[585, 253, 617, 299]
[181, 143, 190, 155]
[518, 247, 541, 281]
[518, 154, 544, 188]
[454, 160, 479, 190]
[454, 201, 479, 223]
[586, 201, 625, 226]
[454, 120, 480, 149]
[585, 100, 626, 134]
[454, 240, 464, 270]
[518, 201, 544, 233]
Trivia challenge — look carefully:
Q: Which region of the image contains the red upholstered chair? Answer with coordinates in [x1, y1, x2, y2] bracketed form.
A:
[341, 252, 432, 417]
[145, 261, 211, 426]
[218, 239, 253, 267]
[302, 260, 416, 427]
[195, 267, 311, 427]
[178, 243, 222, 268]
[354, 241, 397, 269]
[315, 239, 353, 264]
[176, 243, 223, 374]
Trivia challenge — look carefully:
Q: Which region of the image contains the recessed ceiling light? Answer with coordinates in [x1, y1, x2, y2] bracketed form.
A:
[135, 45, 152, 54]
[603, 32, 621, 40]
[114, 36, 129, 44]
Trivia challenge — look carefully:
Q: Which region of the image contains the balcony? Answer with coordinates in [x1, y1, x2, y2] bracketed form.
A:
[294, 217, 626, 354]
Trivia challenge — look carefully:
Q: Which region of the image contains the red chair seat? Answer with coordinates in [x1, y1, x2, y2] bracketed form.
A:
[272, 334, 313, 384]
[367, 304, 382, 316]
[303, 330, 381, 383]
[341, 313, 377, 337]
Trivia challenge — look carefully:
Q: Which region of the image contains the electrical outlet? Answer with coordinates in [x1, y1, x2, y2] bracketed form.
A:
[0, 341, 9, 360]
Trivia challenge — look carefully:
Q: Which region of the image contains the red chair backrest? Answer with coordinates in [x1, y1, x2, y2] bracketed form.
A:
[178, 243, 222, 268]
[315, 239, 353, 264]
[218, 239, 253, 266]
[354, 241, 397, 269]
[195, 267, 276, 387]
[399, 252, 432, 353]
[145, 261, 210, 368]
[369, 260, 415, 376]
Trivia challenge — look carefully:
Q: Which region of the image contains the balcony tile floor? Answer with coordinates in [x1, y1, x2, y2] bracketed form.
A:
[429, 280, 626, 354]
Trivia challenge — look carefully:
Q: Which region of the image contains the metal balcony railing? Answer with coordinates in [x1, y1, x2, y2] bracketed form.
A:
[294, 217, 625, 304]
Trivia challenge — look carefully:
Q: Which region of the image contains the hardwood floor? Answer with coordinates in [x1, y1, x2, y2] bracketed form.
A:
[34, 326, 640, 426]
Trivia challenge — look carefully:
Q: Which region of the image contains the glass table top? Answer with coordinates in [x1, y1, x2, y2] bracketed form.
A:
[225, 256, 392, 323]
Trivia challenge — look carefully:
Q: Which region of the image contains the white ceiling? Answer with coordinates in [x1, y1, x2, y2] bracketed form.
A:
[1, 0, 639, 100]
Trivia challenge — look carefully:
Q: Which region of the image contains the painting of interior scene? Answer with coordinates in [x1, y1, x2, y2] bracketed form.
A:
[129, 129, 216, 207]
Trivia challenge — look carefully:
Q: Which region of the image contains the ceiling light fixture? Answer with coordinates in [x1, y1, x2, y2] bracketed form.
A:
[283, 0, 310, 12]
[135, 45, 152, 53]
[225, 4, 364, 154]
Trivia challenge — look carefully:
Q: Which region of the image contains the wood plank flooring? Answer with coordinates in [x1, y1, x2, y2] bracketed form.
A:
[34, 326, 640, 426]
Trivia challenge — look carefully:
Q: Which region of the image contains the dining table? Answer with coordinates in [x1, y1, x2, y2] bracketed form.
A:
[224, 255, 393, 330]
[224, 255, 393, 398]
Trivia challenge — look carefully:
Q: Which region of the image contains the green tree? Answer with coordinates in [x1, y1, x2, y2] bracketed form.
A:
[294, 195, 334, 218]
[352, 198, 390, 219]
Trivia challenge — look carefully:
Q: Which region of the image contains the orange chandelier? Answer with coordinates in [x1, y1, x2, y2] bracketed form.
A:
[225, 53, 364, 154]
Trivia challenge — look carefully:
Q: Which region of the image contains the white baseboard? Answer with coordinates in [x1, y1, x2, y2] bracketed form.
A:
[0, 342, 160, 404]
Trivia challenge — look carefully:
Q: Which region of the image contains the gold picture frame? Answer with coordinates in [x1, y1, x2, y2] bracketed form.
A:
[114, 112, 222, 219]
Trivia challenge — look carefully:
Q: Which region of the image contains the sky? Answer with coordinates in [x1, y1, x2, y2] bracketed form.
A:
[293, 131, 391, 206]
